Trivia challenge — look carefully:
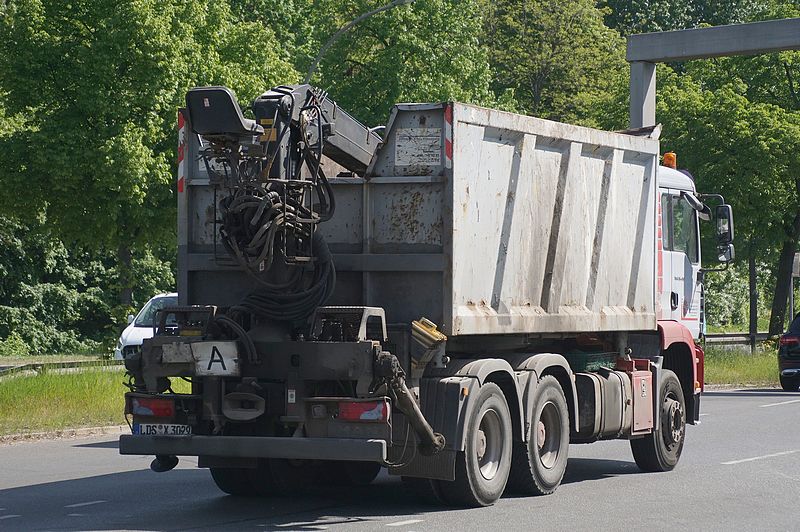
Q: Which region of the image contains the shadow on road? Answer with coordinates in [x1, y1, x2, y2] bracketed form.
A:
[73, 440, 120, 449]
[0, 466, 451, 531]
[0, 443, 648, 530]
[562, 457, 639, 484]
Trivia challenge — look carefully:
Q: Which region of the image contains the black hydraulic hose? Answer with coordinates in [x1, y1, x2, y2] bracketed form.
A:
[214, 315, 258, 364]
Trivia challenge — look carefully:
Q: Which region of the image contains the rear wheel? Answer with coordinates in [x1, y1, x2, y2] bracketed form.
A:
[210, 467, 255, 496]
[438, 382, 512, 507]
[401, 476, 451, 505]
[506, 375, 569, 496]
[780, 375, 799, 391]
[630, 369, 685, 472]
[248, 458, 319, 496]
[317, 461, 382, 486]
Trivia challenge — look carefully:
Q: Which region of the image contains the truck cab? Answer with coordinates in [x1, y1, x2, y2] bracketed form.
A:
[658, 165, 703, 338]
[657, 157, 735, 340]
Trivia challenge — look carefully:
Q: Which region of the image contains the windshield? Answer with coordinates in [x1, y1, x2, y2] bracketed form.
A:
[134, 296, 178, 327]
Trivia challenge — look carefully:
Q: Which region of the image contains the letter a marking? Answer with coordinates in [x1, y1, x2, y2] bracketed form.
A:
[208, 345, 227, 371]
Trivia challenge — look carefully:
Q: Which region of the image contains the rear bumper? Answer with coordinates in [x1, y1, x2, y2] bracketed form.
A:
[119, 434, 387, 463]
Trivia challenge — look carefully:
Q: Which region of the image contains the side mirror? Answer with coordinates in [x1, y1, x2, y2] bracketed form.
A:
[715, 204, 734, 245]
[718, 243, 735, 263]
[681, 191, 711, 221]
[127, 314, 135, 325]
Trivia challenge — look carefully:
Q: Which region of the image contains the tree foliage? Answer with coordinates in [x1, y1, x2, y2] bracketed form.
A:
[0, 0, 298, 253]
[601, 0, 765, 34]
[2, 0, 800, 350]
[482, 0, 627, 124]
[306, 0, 493, 126]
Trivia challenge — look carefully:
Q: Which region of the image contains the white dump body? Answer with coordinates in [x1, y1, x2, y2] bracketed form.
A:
[445, 104, 659, 334]
[180, 102, 659, 336]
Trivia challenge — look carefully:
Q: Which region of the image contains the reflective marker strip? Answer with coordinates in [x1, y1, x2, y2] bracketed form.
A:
[178, 110, 186, 193]
[444, 104, 453, 169]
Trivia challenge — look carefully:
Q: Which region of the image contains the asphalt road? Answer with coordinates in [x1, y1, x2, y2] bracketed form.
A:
[2, 388, 799, 531]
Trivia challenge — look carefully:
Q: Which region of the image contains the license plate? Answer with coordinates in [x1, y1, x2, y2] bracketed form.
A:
[133, 423, 192, 436]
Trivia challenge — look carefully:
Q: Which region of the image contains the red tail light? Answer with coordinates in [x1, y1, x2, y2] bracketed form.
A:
[780, 336, 800, 346]
[131, 397, 175, 418]
[338, 399, 390, 422]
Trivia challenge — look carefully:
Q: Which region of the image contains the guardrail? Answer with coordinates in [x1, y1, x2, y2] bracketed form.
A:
[0, 359, 123, 379]
[703, 332, 770, 347]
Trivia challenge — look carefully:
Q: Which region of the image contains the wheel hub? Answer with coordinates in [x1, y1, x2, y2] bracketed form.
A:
[477, 429, 487, 460]
[476, 409, 503, 481]
[662, 397, 684, 447]
[537, 420, 546, 450]
[536, 401, 561, 470]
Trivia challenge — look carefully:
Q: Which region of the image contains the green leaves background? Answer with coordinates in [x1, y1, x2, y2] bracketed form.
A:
[0, 0, 797, 352]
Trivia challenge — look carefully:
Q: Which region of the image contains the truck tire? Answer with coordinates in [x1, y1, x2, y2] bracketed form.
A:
[317, 461, 382, 486]
[248, 458, 318, 496]
[506, 375, 569, 496]
[630, 369, 685, 472]
[401, 476, 451, 505]
[437, 382, 512, 507]
[209, 467, 255, 496]
[780, 375, 799, 391]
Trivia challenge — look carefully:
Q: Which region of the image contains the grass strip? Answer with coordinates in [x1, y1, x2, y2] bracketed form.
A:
[704, 346, 778, 386]
[0, 368, 130, 436]
[0, 354, 106, 365]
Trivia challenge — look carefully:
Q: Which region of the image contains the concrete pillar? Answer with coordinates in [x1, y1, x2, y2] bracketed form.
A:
[629, 61, 656, 129]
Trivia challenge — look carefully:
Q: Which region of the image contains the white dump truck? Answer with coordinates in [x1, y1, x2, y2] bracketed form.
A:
[119, 85, 734, 507]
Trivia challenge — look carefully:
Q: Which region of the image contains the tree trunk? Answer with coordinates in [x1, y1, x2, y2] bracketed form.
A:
[117, 244, 133, 306]
[769, 239, 795, 336]
[769, 206, 800, 336]
[749, 244, 757, 354]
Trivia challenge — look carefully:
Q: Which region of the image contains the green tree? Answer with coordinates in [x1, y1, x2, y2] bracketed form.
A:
[482, 0, 627, 125]
[228, 0, 317, 71]
[601, 0, 765, 35]
[305, 0, 493, 126]
[0, 0, 298, 304]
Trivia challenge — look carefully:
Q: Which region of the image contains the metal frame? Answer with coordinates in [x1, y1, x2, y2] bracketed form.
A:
[628, 18, 800, 128]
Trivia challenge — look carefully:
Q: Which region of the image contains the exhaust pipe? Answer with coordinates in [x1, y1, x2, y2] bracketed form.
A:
[150, 454, 179, 472]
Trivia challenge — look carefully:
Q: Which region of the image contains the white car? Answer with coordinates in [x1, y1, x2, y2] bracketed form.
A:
[113, 293, 178, 360]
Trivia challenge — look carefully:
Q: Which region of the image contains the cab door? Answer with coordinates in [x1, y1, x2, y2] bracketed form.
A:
[657, 191, 673, 320]
[667, 190, 702, 338]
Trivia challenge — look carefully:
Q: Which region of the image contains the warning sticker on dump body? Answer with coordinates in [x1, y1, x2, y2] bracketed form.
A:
[395, 128, 442, 166]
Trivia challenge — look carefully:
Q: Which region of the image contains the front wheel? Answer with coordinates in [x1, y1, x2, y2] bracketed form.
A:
[438, 382, 513, 507]
[630, 369, 685, 472]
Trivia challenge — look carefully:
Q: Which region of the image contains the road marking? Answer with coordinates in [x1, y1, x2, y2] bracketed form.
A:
[65, 500, 106, 508]
[0, 515, 21, 520]
[699, 413, 710, 417]
[67, 513, 87, 517]
[722, 449, 800, 465]
[387, 519, 424, 527]
[760, 399, 800, 408]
